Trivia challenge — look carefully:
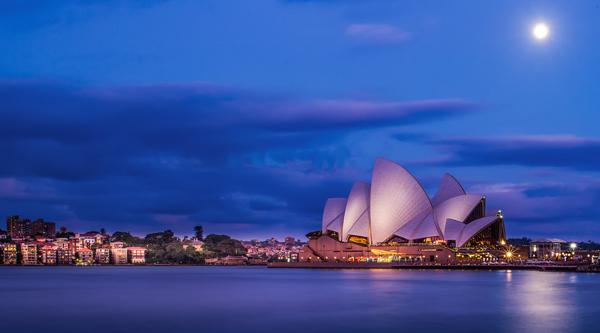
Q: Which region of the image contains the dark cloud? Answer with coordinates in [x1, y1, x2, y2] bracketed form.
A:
[429, 135, 600, 171]
[0, 80, 469, 236]
[0, 81, 470, 177]
[470, 180, 600, 240]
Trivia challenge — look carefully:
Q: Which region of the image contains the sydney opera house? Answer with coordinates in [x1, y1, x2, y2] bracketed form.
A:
[300, 158, 506, 264]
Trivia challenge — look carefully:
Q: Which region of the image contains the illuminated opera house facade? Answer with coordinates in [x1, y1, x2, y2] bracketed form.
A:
[300, 158, 506, 264]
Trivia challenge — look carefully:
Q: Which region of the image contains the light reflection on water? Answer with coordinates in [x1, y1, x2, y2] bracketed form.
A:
[0, 267, 598, 333]
[506, 271, 575, 332]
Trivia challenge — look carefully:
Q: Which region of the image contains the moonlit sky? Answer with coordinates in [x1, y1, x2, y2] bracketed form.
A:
[1, 0, 600, 240]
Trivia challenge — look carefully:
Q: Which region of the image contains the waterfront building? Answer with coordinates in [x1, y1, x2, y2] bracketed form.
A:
[69, 238, 85, 252]
[95, 247, 111, 264]
[182, 239, 203, 252]
[529, 239, 565, 260]
[110, 241, 125, 249]
[243, 238, 304, 261]
[76, 248, 94, 265]
[31, 219, 56, 238]
[55, 239, 74, 265]
[111, 248, 128, 265]
[40, 245, 58, 265]
[301, 158, 506, 263]
[0, 243, 17, 265]
[221, 255, 248, 265]
[55, 238, 75, 265]
[204, 258, 219, 265]
[78, 231, 106, 248]
[20, 243, 39, 265]
[56, 249, 73, 265]
[7, 216, 32, 239]
[206, 256, 248, 265]
[127, 247, 146, 264]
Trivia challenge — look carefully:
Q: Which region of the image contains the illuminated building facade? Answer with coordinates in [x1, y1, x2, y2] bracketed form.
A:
[0, 243, 17, 265]
[127, 247, 146, 264]
[95, 247, 111, 264]
[40, 245, 58, 265]
[111, 248, 128, 265]
[301, 158, 506, 263]
[529, 239, 564, 259]
[20, 243, 38, 265]
[76, 248, 94, 265]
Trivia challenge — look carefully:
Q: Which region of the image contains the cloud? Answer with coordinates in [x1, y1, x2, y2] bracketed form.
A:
[346, 23, 410, 44]
[0, 178, 59, 202]
[0, 81, 470, 174]
[0, 80, 470, 235]
[470, 180, 600, 240]
[5, 81, 596, 239]
[429, 135, 600, 171]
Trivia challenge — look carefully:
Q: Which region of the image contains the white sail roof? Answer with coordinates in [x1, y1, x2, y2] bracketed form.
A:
[326, 214, 345, 240]
[410, 213, 440, 240]
[444, 219, 465, 242]
[392, 209, 430, 240]
[342, 182, 370, 241]
[370, 158, 432, 244]
[318, 158, 504, 248]
[321, 198, 347, 233]
[457, 215, 500, 247]
[434, 194, 483, 238]
[431, 173, 466, 207]
[347, 209, 370, 239]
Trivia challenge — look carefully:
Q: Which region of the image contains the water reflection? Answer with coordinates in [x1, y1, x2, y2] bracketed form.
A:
[506, 271, 575, 333]
[0, 267, 597, 333]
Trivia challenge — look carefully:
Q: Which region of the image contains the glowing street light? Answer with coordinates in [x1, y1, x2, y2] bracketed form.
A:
[570, 243, 577, 251]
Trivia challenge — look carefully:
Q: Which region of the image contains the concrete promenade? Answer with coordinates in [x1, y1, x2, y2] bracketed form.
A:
[268, 261, 583, 272]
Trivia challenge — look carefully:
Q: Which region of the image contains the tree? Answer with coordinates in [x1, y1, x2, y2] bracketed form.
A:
[507, 237, 532, 246]
[203, 234, 247, 258]
[145, 239, 204, 265]
[100, 228, 106, 235]
[193, 225, 204, 241]
[111, 231, 144, 245]
[145, 230, 176, 245]
[56, 226, 75, 239]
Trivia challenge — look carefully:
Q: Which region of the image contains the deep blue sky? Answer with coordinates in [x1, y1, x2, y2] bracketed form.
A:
[1, 0, 600, 240]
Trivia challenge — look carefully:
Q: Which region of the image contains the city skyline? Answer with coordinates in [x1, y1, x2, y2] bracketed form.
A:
[1, 1, 600, 240]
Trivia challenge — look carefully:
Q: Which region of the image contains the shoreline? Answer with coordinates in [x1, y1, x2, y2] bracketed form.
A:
[0, 263, 265, 267]
[267, 262, 599, 272]
[3, 262, 599, 272]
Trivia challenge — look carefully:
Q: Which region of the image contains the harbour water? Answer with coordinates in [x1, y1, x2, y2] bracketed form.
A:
[1, 266, 599, 333]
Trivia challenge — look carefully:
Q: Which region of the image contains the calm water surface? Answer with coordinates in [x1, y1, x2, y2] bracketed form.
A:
[1, 266, 599, 333]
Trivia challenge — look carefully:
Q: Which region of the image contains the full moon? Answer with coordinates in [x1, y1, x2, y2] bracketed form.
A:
[532, 22, 549, 40]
